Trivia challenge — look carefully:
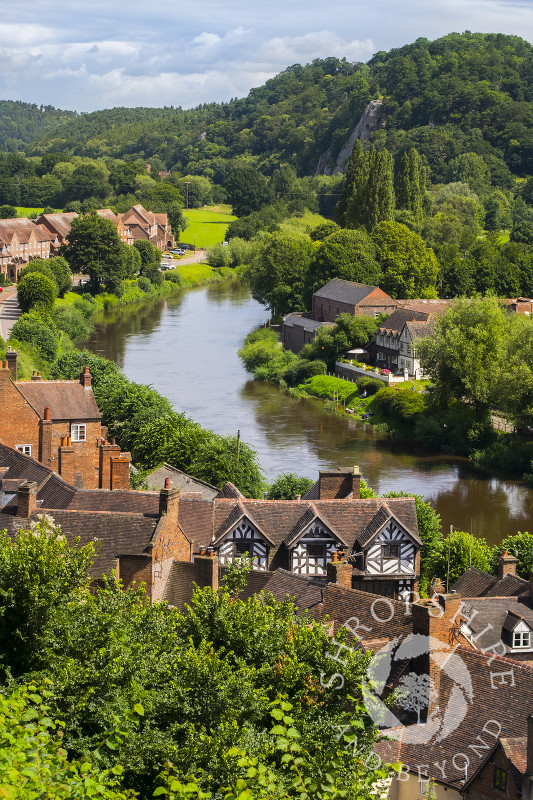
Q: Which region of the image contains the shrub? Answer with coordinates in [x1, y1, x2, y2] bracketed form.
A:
[10, 313, 60, 361]
[18, 261, 57, 291]
[267, 473, 315, 499]
[164, 271, 182, 285]
[46, 256, 72, 297]
[281, 358, 326, 387]
[356, 376, 383, 396]
[143, 262, 163, 286]
[137, 276, 151, 292]
[17, 273, 57, 314]
[207, 242, 232, 268]
[53, 304, 92, 341]
[372, 385, 427, 424]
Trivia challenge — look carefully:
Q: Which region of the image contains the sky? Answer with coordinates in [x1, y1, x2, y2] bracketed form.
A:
[0, 0, 532, 112]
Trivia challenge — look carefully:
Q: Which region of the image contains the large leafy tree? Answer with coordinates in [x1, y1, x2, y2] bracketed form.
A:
[224, 167, 273, 217]
[339, 144, 395, 231]
[306, 229, 381, 298]
[60, 212, 125, 290]
[247, 232, 314, 315]
[371, 220, 439, 298]
[17, 272, 57, 314]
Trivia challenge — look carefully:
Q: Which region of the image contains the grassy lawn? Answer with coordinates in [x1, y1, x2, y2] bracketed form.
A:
[279, 211, 330, 236]
[181, 208, 237, 248]
[15, 207, 46, 217]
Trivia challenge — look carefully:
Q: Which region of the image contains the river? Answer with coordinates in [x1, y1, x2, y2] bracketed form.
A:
[85, 280, 533, 546]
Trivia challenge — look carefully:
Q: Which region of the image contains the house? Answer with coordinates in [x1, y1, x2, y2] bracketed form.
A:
[372, 308, 436, 375]
[172, 467, 421, 599]
[96, 209, 134, 245]
[0, 218, 56, 282]
[281, 313, 333, 353]
[312, 279, 397, 322]
[118, 205, 174, 252]
[34, 211, 78, 256]
[0, 354, 130, 490]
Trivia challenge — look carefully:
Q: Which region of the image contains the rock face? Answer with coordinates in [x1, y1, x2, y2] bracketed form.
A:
[315, 100, 383, 176]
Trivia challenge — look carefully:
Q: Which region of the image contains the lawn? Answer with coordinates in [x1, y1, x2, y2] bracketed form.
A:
[279, 210, 330, 236]
[181, 208, 237, 249]
[15, 207, 46, 217]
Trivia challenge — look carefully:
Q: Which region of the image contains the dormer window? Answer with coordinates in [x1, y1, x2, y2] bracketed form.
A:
[513, 630, 530, 649]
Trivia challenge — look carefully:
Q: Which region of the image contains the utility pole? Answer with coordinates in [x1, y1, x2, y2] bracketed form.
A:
[236, 429, 241, 463]
[446, 525, 453, 593]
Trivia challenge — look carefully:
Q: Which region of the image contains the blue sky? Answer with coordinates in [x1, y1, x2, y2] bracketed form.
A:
[0, 0, 532, 111]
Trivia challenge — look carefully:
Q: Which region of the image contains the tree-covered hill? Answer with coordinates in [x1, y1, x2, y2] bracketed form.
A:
[11, 31, 532, 182]
[0, 101, 75, 152]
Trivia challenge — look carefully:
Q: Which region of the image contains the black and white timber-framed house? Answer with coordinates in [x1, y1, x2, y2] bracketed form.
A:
[177, 469, 421, 600]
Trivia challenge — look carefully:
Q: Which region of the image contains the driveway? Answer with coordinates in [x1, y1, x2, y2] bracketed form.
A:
[0, 288, 20, 341]
[161, 249, 207, 268]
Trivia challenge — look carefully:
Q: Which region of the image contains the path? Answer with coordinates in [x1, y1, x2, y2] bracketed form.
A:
[0, 288, 20, 340]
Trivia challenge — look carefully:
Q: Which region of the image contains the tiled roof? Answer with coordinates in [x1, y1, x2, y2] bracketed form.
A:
[451, 567, 497, 597]
[0, 441, 51, 486]
[68, 490, 160, 515]
[378, 308, 431, 334]
[301, 480, 320, 500]
[486, 572, 529, 597]
[205, 498, 420, 560]
[217, 482, 245, 499]
[460, 595, 533, 653]
[259, 569, 324, 609]
[313, 279, 392, 306]
[15, 380, 100, 420]
[35, 212, 78, 239]
[405, 319, 435, 341]
[147, 464, 219, 501]
[178, 499, 215, 550]
[0, 217, 55, 245]
[396, 299, 450, 316]
[501, 737, 528, 792]
[387, 647, 533, 788]
[37, 474, 77, 509]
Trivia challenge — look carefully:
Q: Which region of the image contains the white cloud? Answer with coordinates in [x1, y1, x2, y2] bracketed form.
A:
[0, 0, 531, 110]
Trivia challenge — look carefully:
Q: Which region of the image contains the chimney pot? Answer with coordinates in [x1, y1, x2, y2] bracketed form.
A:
[331, 550, 338, 562]
[164, 477, 171, 489]
[295, 494, 301, 501]
[44, 406, 50, 421]
[67, 436, 71, 446]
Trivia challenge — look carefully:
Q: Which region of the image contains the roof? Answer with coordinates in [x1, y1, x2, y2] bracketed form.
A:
[283, 314, 330, 333]
[34, 212, 78, 239]
[460, 595, 533, 653]
[0, 217, 55, 246]
[378, 308, 431, 335]
[147, 463, 219, 501]
[405, 319, 435, 341]
[14, 380, 100, 421]
[313, 279, 394, 307]
[68, 489, 160, 515]
[452, 566, 497, 597]
[486, 572, 529, 597]
[202, 497, 420, 558]
[396, 300, 450, 316]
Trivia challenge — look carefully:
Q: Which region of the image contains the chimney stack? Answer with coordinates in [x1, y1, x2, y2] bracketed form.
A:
[31, 371, 42, 381]
[326, 551, 353, 588]
[159, 483, 180, 519]
[499, 550, 518, 579]
[195, 553, 219, 590]
[318, 468, 361, 499]
[5, 348, 17, 380]
[80, 365, 92, 388]
[17, 481, 38, 518]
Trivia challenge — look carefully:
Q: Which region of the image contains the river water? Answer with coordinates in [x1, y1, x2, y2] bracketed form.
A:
[85, 280, 533, 546]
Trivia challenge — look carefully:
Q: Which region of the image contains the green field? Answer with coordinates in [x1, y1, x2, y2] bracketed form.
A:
[181, 208, 237, 248]
[15, 207, 46, 217]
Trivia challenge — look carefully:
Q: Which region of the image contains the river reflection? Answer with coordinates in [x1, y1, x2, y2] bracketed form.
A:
[84, 280, 533, 545]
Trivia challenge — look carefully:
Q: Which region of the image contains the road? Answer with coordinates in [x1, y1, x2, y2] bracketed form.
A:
[0, 288, 20, 341]
[161, 249, 207, 268]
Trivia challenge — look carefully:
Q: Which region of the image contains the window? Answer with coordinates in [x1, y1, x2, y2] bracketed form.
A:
[383, 544, 400, 559]
[235, 539, 252, 556]
[493, 767, 507, 791]
[71, 423, 86, 442]
[513, 630, 531, 649]
[307, 543, 326, 558]
[16, 444, 32, 456]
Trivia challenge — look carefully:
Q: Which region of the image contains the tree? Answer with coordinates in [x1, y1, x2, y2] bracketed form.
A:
[0, 204, 16, 218]
[190, 432, 265, 497]
[0, 518, 95, 676]
[17, 272, 57, 314]
[417, 296, 508, 414]
[395, 148, 427, 222]
[246, 232, 314, 315]
[336, 141, 368, 226]
[64, 163, 109, 202]
[492, 532, 533, 579]
[60, 212, 125, 290]
[371, 221, 439, 298]
[339, 144, 395, 231]
[426, 529, 493, 589]
[512, 198, 533, 245]
[46, 256, 72, 297]
[10, 313, 60, 361]
[166, 201, 189, 240]
[224, 167, 273, 216]
[120, 242, 142, 280]
[267, 473, 315, 499]
[446, 152, 490, 196]
[18, 260, 57, 291]
[133, 239, 161, 267]
[307, 229, 381, 298]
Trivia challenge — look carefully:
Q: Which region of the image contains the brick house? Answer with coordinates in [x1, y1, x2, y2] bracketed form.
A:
[33, 212, 78, 256]
[281, 313, 333, 353]
[0, 218, 56, 282]
[118, 205, 174, 252]
[96, 209, 134, 244]
[312, 279, 397, 322]
[0, 355, 130, 489]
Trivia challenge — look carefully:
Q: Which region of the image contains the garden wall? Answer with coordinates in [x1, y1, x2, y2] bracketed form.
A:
[335, 361, 407, 385]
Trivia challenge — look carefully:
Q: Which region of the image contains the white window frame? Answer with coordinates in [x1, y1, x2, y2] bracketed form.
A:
[71, 423, 86, 442]
[513, 630, 531, 649]
[16, 444, 32, 456]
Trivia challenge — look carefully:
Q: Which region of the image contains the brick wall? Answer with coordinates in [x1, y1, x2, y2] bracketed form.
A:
[318, 470, 357, 499]
[117, 554, 153, 599]
[0, 367, 40, 455]
[468, 743, 519, 800]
